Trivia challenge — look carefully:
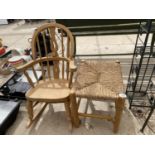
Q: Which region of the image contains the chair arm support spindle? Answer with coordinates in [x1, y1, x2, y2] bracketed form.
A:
[69, 60, 77, 72]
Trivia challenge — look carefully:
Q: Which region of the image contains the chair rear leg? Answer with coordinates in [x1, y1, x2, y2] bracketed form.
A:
[49, 104, 54, 113]
[84, 99, 93, 130]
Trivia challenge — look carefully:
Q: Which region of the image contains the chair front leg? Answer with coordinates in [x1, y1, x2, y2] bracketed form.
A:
[70, 91, 80, 128]
[26, 100, 33, 128]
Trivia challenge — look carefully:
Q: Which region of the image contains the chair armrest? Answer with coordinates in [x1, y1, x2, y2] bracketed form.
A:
[69, 60, 77, 72]
[16, 60, 34, 72]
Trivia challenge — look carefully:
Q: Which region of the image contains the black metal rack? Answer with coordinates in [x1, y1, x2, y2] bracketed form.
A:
[126, 20, 155, 132]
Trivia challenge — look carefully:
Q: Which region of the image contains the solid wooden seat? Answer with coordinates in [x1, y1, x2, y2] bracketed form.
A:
[26, 79, 70, 102]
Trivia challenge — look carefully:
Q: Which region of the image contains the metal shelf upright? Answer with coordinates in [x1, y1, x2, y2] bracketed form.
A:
[126, 20, 155, 132]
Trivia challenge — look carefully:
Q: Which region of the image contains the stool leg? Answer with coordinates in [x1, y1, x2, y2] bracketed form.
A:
[70, 91, 80, 128]
[26, 100, 33, 128]
[113, 97, 125, 133]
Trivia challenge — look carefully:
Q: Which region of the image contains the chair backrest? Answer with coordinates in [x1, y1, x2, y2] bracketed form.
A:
[31, 22, 74, 60]
[21, 57, 72, 88]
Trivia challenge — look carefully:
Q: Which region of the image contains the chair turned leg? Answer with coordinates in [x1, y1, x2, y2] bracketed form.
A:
[113, 97, 125, 133]
[26, 100, 33, 128]
[64, 102, 73, 131]
[70, 91, 80, 128]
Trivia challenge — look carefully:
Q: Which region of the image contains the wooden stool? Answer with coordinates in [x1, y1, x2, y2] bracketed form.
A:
[73, 60, 126, 133]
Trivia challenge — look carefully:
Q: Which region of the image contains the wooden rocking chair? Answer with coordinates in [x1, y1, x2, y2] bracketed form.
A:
[17, 57, 79, 129]
[17, 23, 80, 129]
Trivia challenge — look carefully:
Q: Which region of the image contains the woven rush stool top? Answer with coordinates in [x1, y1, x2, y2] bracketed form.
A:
[74, 60, 124, 100]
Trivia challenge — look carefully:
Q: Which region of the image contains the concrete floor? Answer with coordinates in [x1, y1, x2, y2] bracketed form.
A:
[0, 20, 155, 135]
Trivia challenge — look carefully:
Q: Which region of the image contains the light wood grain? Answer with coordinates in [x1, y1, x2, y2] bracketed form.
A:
[18, 22, 77, 130]
[17, 57, 77, 129]
[31, 22, 74, 59]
